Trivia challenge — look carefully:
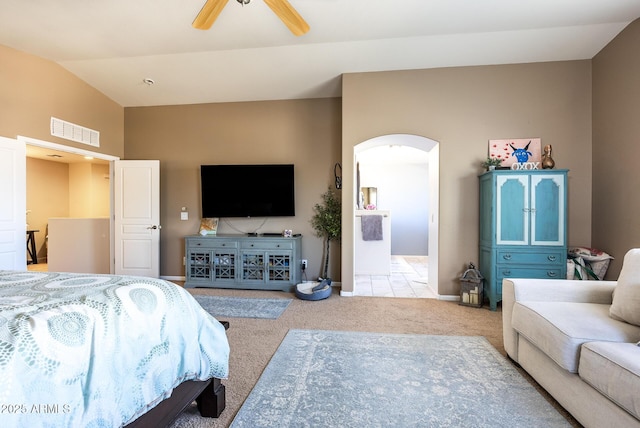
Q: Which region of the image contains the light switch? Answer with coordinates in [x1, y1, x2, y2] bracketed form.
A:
[180, 211, 189, 221]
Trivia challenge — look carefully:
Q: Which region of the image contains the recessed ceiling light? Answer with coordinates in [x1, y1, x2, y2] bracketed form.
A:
[142, 78, 155, 86]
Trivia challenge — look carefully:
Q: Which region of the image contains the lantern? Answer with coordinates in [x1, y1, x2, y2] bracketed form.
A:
[459, 263, 484, 308]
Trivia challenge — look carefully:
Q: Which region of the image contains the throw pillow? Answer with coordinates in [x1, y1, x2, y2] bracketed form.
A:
[610, 248, 640, 326]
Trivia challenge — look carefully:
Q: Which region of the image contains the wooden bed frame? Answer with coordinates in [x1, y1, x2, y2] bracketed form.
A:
[125, 321, 229, 427]
[125, 378, 226, 427]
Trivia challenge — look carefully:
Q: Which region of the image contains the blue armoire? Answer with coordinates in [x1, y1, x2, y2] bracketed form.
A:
[479, 169, 568, 310]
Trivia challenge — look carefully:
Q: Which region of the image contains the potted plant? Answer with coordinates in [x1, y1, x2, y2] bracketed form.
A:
[481, 156, 503, 171]
[310, 186, 341, 280]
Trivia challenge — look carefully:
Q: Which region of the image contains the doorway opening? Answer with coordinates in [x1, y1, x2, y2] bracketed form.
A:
[21, 136, 117, 272]
[352, 134, 439, 298]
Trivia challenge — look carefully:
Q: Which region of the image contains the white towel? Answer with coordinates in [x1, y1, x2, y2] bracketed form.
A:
[361, 215, 383, 241]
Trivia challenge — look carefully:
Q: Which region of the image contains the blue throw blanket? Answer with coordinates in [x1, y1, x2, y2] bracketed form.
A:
[0, 271, 229, 427]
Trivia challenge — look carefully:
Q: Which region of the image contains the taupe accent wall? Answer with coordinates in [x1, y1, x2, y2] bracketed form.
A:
[342, 61, 593, 295]
[2, 44, 123, 267]
[124, 99, 342, 279]
[0, 44, 124, 158]
[5, 16, 640, 290]
[592, 18, 640, 278]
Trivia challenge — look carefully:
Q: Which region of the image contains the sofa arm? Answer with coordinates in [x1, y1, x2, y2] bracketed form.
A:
[506, 278, 616, 304]
[502, 278, 616, 361]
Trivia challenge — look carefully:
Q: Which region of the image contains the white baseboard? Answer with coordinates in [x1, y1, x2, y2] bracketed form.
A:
[162, 275, 458, 301]
[339, 290, 459, 299]
[163, 276, 340, 290]
[161, 275, 185, 282]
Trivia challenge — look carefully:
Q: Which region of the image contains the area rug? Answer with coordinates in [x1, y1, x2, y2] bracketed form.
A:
[192, 295, 291, 319]
[230, 330, 571, 427]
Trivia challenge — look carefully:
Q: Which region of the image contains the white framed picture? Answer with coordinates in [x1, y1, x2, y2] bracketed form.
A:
[489, 138, 541, 167]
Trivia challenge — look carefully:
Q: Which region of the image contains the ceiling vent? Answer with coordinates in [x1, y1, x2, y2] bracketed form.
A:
[50, 117, 100, 147]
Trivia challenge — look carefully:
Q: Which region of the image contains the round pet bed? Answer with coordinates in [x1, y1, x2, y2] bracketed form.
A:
[295, 279, 332, 301]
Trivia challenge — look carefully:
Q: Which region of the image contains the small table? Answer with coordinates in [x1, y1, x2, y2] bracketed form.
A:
[26, 230, 39, 264]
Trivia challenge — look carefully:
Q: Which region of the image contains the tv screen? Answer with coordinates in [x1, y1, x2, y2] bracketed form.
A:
[201, 164, 295, 218]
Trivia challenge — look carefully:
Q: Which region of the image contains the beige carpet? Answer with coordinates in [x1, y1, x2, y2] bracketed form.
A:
[171, 286, 581, 428]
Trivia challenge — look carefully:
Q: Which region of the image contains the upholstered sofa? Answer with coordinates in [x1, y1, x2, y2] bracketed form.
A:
[502, 248, 640, 428]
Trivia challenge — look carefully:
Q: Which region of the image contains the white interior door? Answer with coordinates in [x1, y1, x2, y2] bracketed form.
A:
[0, 136, 26, 270]
[114, 160, 160, 277]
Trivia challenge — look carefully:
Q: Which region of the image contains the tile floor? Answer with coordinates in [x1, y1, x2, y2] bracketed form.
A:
[354, 255, 436, 298]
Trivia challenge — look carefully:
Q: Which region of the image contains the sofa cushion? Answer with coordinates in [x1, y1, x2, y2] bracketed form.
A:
[610, 248, 640, 326]
[579, 342, 640, 420]
[512, 301, 640, 373]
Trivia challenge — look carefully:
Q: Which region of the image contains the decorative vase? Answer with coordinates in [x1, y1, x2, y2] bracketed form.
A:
[542, 145, 555, 169]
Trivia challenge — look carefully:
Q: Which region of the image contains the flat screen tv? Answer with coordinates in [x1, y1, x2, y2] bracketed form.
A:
[201, 164, 295, 218]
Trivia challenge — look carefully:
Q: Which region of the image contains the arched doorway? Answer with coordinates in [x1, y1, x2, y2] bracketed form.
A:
[347, 134, 439, 297]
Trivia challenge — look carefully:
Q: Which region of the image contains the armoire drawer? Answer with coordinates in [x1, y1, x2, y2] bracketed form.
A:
[497, 267, 563, 280]
[496, 249, 565, 265]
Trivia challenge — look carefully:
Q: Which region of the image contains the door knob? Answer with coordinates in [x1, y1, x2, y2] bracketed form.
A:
[147, 225, 162, 230]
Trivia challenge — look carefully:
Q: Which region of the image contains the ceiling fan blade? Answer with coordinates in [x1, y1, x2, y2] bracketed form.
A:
[263, 0, 310, 36]
[192, 0, 230, 30]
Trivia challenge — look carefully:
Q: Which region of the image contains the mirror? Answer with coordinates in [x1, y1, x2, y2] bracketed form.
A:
[360, 187, 377, 209]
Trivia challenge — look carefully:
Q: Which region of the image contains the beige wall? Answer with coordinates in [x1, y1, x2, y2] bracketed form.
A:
[25, 158, 110, 262]
[48, 218, 110, 273]
[26, 158, 69, 261]
[7, 24, 639, 289]
[124, 99, 342, 278]
[342, 61, 593, 296]
[592, 18, 640, 278]
[69, 163, 110, 217]
[0, 44, 124, 158]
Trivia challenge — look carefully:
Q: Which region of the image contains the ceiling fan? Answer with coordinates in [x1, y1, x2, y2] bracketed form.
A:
[193, 0, 310, 36]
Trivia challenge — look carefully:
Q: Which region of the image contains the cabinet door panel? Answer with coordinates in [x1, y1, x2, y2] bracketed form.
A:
[531, 175, 565, 246]
[241, 251, 265, 281]
[187, 250, 213, 282]
[213, 251, 237, 280]
[267, 252, 293, 282]
[497, 175, 528, 245]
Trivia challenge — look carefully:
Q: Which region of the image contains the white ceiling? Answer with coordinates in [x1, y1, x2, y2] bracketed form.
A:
[2, 0, 640, 107]
[25, 145, 109, 165]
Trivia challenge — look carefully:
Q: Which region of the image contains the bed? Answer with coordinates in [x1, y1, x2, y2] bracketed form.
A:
[0, 270, 230, 427]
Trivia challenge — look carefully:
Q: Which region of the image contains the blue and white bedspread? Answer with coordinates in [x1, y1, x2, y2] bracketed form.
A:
[0, 271, 229, 428]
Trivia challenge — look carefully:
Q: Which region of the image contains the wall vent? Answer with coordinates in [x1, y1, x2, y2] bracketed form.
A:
[50, 117, 100, 147]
